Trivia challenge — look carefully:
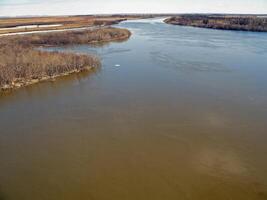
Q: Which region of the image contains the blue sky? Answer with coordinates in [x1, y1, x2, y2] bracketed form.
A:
[0, 0, 266, 16]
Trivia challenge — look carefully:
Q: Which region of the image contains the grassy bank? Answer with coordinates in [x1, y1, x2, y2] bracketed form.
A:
[0, 27, 131, 91]
[164, 15, 267, 32]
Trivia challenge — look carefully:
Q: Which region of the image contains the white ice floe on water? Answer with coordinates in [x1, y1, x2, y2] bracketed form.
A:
[115, 64, 121, 67]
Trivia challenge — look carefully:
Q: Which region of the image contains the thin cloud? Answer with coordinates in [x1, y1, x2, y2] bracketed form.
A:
[0, 0, 67, 6]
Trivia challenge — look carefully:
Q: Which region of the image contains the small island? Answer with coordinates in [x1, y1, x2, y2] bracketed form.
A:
[164, 15, 267, 32]
[0, 27, 131, 91]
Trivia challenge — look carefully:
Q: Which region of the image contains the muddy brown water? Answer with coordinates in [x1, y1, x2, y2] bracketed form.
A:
[1, 18, 267, 200]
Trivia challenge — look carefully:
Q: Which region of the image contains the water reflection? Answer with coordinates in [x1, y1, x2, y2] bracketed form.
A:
[0, 68, 99, 106]
[89, 37, 131, 47]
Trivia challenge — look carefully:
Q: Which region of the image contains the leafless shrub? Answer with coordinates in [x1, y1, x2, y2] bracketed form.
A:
[0, 27, 131, 89]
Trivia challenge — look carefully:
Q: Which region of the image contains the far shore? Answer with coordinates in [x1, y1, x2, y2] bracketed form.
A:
[164, 15, 267, 32]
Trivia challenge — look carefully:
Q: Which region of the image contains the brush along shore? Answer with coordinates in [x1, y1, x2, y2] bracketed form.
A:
[0, 27, 131, 91]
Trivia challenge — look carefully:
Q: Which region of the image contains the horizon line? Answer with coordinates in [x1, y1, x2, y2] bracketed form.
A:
[1, 12, 267, 18]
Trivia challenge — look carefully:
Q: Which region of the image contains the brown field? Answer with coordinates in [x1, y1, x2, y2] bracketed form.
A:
[0, 27, 131, 91]
[0, 15, 141, 35]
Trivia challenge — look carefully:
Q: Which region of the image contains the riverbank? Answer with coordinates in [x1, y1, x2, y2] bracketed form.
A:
[164, 15, 267, 32]
[0, 27, 131, 91]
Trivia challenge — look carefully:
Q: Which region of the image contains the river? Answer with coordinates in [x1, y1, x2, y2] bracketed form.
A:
[0, 18, 267, 200]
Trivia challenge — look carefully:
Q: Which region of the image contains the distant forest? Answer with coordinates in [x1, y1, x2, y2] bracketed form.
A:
[165, 15, 267, 32]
